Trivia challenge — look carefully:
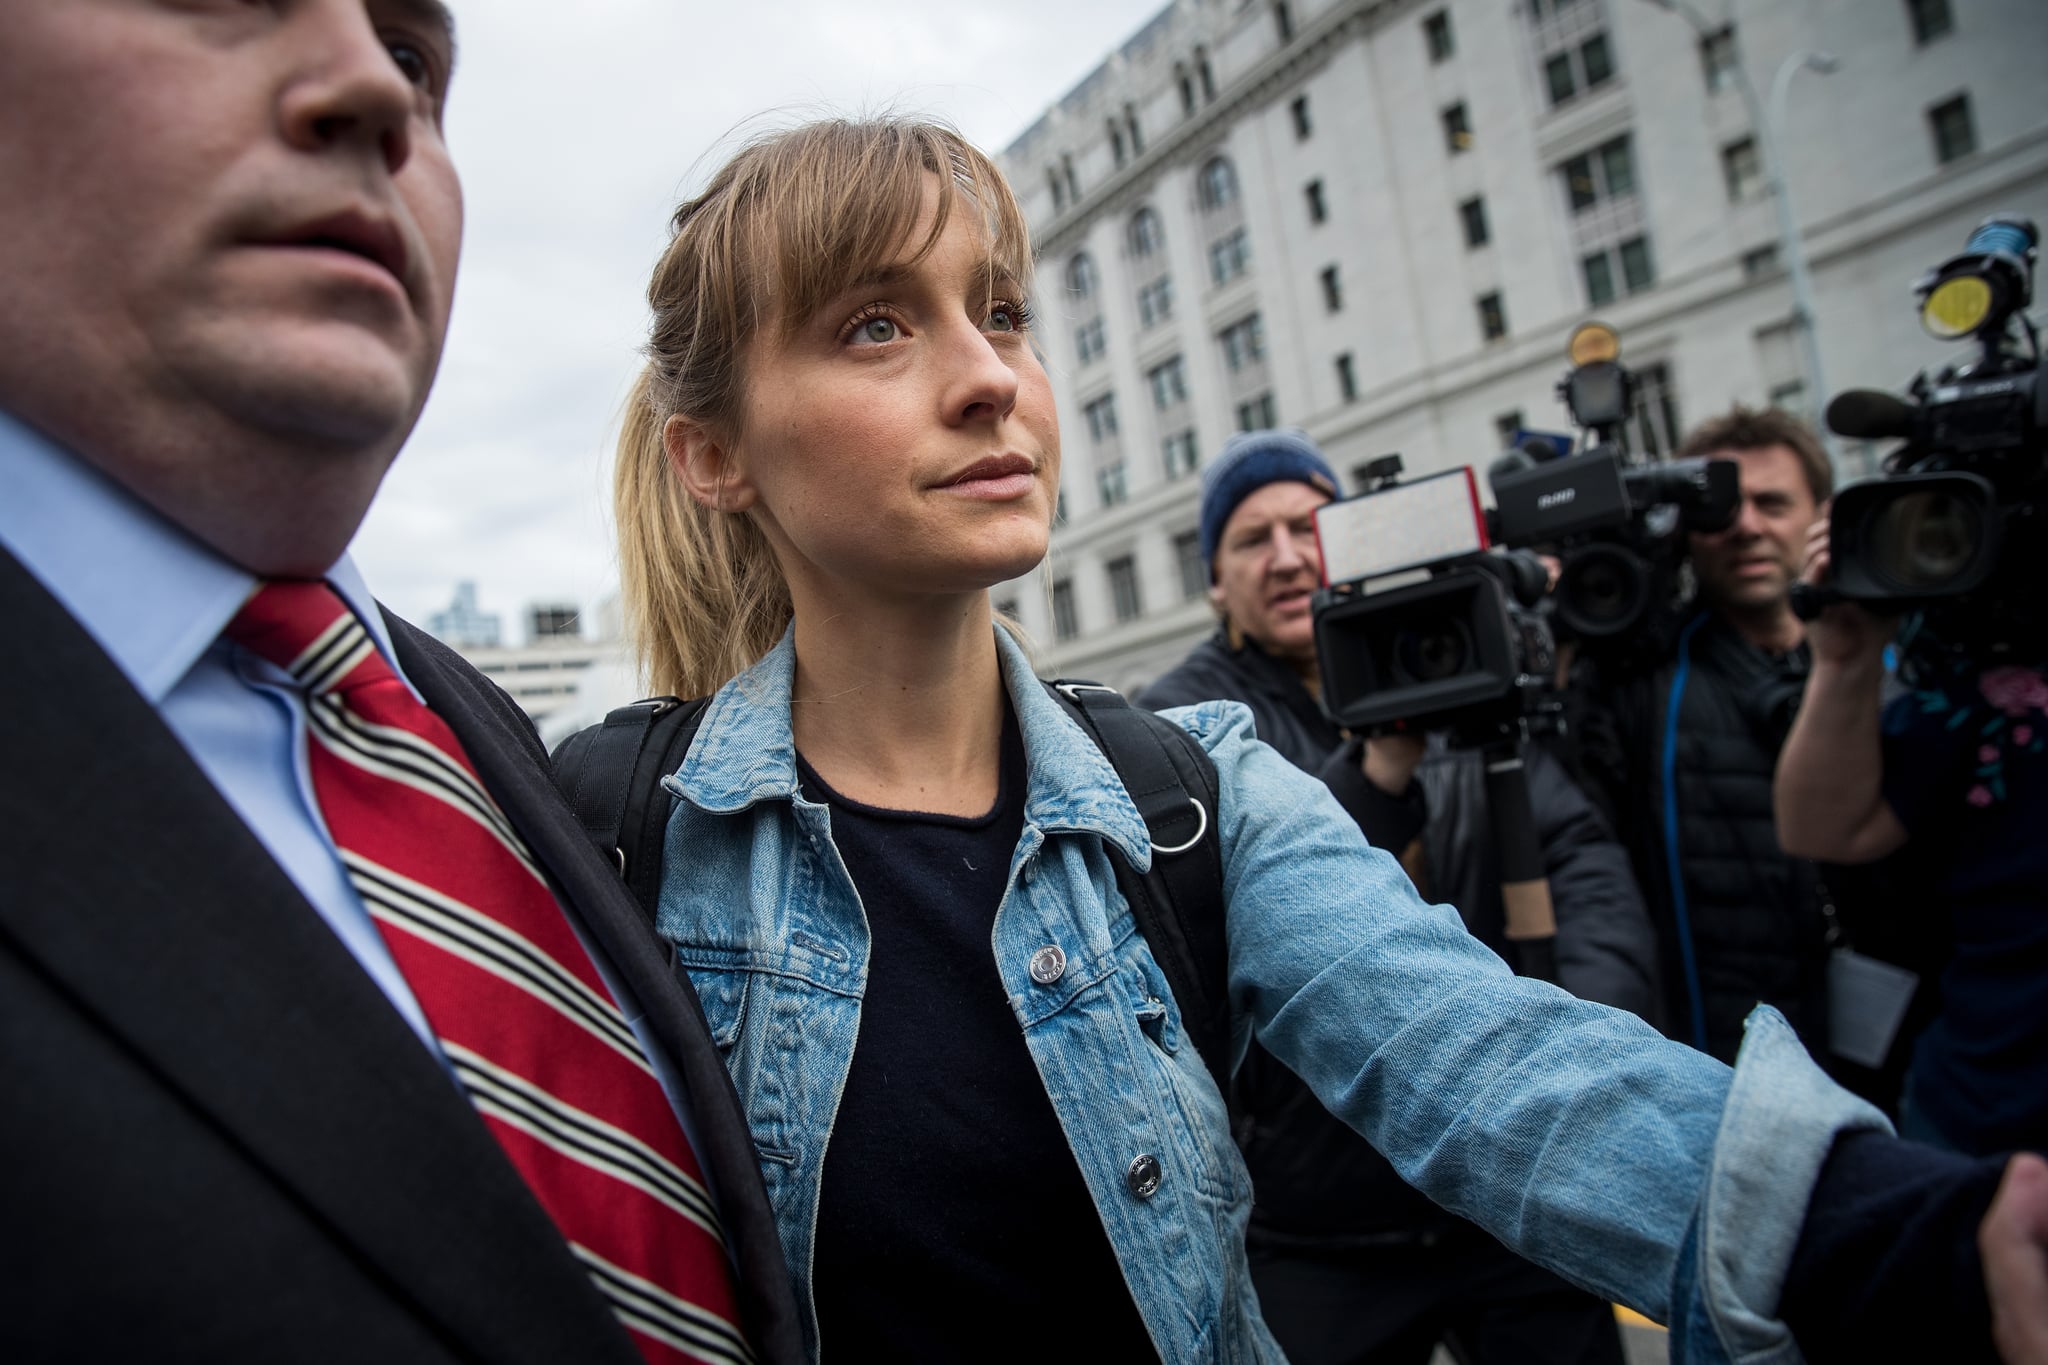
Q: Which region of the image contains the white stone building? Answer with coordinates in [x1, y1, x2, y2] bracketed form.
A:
[994, 0, 2048, 693]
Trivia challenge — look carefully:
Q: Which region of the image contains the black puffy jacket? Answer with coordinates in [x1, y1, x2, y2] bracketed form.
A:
[1573, 613, 1833, 1065]
[1139, 629, 1659, 1241]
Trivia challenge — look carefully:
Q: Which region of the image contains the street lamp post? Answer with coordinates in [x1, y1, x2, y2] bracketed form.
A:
[1641, 0, 1843, 475]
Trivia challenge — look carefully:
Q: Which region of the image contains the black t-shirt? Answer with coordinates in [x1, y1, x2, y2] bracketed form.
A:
[803, 708, 1157, 1361]
[1882, 663, 2048, 1154]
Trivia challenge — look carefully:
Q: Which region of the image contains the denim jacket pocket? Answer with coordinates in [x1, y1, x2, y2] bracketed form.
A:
[674, 947, 751, 1053]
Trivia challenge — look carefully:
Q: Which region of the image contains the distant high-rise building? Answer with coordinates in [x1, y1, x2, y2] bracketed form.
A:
[426, 580, 501, 650]
[528, 603, 582, 641]
[997, 0, 2048, 693]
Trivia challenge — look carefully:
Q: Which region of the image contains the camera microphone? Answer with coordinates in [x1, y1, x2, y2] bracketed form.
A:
[1826, 389, 1916, 440]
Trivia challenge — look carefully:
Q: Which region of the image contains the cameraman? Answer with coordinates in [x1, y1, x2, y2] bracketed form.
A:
[1777, 516, 2048, 1158]
[1139, 430, 1655, 1365]
[1573, 406, 1839, 1065]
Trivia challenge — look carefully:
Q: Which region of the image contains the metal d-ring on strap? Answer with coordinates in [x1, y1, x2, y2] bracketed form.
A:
[1150, 798, 1209, 856]
[1051, 680, 1208, 854]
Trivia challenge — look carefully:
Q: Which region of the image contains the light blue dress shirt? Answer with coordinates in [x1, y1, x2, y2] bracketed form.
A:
[0, 410, 716, 1185]
[0, 407, 439, 1047]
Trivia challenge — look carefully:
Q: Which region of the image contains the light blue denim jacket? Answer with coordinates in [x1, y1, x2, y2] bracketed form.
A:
[657, 627, 1886, 1365]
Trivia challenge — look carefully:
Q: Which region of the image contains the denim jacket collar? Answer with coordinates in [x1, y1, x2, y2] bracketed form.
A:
[666, 623, 1155, 870]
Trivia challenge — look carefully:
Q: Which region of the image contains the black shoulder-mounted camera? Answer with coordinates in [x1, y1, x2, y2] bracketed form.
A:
[1486, 323, 1739, 663]
[1309, 461, 1556, 740]
[1794, 216, 2044, 674]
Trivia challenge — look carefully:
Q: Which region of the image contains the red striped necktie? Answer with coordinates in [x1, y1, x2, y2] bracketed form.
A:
[227, 580, 749, 1365]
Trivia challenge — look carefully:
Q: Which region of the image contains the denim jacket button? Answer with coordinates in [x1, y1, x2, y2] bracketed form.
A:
[1028, 945, 1067, 985]
[1126, 1153, 1162, 1199]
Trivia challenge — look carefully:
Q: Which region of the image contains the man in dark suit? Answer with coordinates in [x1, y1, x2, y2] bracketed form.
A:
[0, 4, 800, 1361]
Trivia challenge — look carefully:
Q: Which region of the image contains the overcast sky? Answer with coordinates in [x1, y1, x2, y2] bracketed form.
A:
[354, 0, 1167, 640]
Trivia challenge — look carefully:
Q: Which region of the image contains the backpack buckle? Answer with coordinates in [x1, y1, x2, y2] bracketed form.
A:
[1151, 798, 1209, 857]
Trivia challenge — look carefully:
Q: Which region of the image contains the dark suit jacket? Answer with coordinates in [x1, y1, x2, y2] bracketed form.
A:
[0, 545, 803, 1364]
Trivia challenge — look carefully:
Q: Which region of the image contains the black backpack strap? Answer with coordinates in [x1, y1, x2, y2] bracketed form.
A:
[550, 695, 710, 924]
[1045, 679, 1234, 1100]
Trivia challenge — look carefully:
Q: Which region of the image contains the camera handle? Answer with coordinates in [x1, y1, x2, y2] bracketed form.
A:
[1481, 737, 1560, 984]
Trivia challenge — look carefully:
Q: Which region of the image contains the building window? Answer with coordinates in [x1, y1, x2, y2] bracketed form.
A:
[1721, 137, 1762, 203]
[1582, 251, 1616, 307]
[1052, 578, 1079, 641]
[1336, 352, 1359, 403]
[1582, 236, 1656, 305]
[1125, 104, 1145, 156]
[1109, 121, 1127, 169]
[1424, 10, 1454, 62]
[1477, 291, 1508, 341]
[1442, 102, 1472, 154]
[1274, 1, 1294, 42]
[1219, 314, 1267, 372]
[1620, 238, 1655, 292]
[1177, 62, 1196, 116]
[1305, 179, 1328, 225]
[1196, 47, 1217, 102]
[1137, 276, 1174, 328]
[1148, 355, 1189, 410]
[1290, 95, 1312, 140]
[1108, 555, 1144, 622]
[1129, 207, 1164, 259]
[1066, 252, 1097, 298]
[1459, 195, 1490, 248]
[1097, 460, 1129, 508]
[1494, 410, 1526, 449]
[1048, 170, 1066, 214]
[1075, 316, 1107, 364]
[1236, 393, 1279, 431]
[1062, 154, 1080, 204]
[1561, 134, 1637, 212]
[1907, 0, 1953, 44]
[1209, 228, 1252, 286]
[1628, 361, 1682, 458]
[1741, 244, 1780, 277]
[1546, 33, 1615, 107]
[1198, 156, 1239, 212]
[1319, 264, 1344, 313]
[1699, 25, 1740, 95]
[1163, 431, 1199, 480]
[1084, 393, 1119, 443]
[1929, 94, 1976, 164]
[1174, 530, 1208, 599]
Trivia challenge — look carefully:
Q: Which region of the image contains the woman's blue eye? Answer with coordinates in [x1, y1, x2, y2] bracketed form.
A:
[859, 317, 898, 343]
[988, 308, 1017, 332]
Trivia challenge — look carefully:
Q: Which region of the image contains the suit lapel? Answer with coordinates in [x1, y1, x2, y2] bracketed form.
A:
[390, 617, 806, 1365]
[0, 548, 640, 1365]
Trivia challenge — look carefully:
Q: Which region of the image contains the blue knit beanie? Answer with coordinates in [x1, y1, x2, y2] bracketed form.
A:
[1197, 428, 1340, 574]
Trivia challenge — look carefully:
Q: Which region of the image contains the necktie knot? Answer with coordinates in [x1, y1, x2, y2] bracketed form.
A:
[227, 579, 390, 697]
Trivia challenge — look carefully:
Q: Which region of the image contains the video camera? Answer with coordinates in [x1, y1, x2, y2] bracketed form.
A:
[1796, 216, 2046, 675]
[1488, 324, 1739, 664]
[1309, 459, 1556, 739]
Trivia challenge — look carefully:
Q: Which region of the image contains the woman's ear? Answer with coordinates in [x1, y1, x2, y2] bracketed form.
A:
[664, 414, 757, 513]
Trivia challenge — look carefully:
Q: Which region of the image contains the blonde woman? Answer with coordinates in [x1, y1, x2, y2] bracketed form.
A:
[596, 118, 2039, 1364]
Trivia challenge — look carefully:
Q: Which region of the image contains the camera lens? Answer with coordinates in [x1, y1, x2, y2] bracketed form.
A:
[1557, 544, 1650, 638]
[1393, 619, 1474, 683]
[1870, 490, 1984, 592]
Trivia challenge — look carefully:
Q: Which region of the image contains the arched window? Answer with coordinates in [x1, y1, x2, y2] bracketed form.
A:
[1198, 156, 1239, 212]
[1127, 207, 1164, 259]
[1066, 252, 1098, 299]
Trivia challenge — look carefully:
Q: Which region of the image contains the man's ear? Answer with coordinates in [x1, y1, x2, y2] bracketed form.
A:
[664, 414, 756, 513]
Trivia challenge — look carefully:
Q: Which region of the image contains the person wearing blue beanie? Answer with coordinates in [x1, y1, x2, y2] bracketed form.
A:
[1139, 436, 1650, 1365]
